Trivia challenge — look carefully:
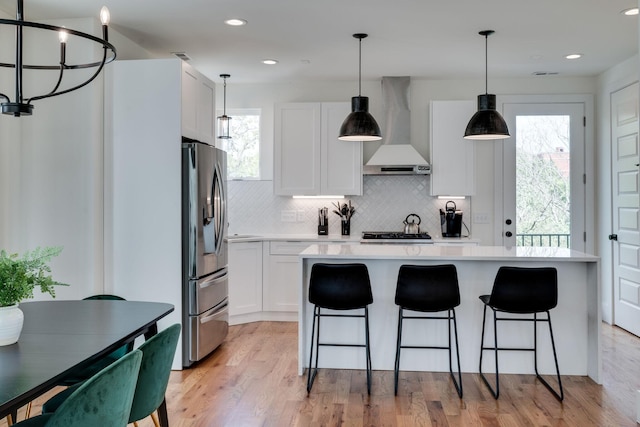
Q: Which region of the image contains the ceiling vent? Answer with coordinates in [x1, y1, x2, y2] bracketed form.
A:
[172, 52, 191, 61]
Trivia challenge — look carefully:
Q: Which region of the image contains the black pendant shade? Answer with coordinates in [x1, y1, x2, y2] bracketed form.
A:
[339, 96, 382, 141]
[464, 94, 510, 140]
[464, 30, 510, 140]
[338, 33, 382, 141]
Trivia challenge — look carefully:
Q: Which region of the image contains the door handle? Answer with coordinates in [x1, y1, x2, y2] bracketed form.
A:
[505, 231, 513, 237]
[608, 234, 618, 241]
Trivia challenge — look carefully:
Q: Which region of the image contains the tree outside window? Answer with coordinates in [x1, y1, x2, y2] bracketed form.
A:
[516, 115, 571, 247]
[219, 109, 260, 180]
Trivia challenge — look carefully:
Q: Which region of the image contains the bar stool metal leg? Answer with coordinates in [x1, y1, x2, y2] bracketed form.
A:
[533, 311, 564, 401]
[307, 305, 372, 395]
[394, 307, 404, 395]
[394, 307, 463, 397]
[307, 305, 320, 393]
[479, 304, 500, 399]
[449, 309, 463, 398]
[364, 306, 372, 395]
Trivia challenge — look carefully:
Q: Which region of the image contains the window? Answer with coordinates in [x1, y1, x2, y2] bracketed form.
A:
[219, 109, 260, 180]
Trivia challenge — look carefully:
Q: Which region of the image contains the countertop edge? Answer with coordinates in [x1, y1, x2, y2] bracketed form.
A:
[298, 243, 600, 262]
[226, 234, 480, 244]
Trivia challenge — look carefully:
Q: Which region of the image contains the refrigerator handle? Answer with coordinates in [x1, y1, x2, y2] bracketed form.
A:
[212, 162, 225, 254]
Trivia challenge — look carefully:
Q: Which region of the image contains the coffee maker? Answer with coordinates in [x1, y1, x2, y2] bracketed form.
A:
[440, 201, 463, 237]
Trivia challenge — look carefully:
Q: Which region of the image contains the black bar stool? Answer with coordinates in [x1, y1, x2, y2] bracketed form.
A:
[307, 263, 373, 394]
[394, 264, 462, 397]
[478, 266, 564, 401]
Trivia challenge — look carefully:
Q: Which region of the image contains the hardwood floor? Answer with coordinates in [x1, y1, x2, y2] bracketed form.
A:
[7, 321, 640, 426]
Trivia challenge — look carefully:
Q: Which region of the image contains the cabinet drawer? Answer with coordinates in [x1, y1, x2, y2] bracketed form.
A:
[270, 241, 311, 255]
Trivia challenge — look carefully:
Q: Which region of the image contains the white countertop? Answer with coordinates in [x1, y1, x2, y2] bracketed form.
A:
[299, 244, 599, 262]
[227, 233, 478, 244]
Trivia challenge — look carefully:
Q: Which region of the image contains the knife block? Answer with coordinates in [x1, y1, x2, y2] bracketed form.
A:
[318, 225, 328, 235]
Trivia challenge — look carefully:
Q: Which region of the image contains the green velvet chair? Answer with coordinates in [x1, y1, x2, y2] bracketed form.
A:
[13, 349, 142, 427]
[7, 295, 135, 425]
[43, 323, 181, 427]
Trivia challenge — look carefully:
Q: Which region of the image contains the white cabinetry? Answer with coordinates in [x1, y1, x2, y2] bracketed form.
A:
[180, 61, 216, 145]
[104, 58, 215, 369]
[228, 241, 263, 317]
[430, 100, 476, 196]
[275, 102, 362, 196]
[263, 241, 311, 312]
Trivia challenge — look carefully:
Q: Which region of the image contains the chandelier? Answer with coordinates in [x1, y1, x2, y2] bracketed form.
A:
[0, 0, 116, 116]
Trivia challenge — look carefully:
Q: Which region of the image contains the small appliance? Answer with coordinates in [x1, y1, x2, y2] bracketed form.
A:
[318, 207, 328, 235]
[440, 201, 463, 237]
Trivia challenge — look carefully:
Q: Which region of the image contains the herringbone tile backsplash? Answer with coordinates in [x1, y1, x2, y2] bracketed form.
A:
[227, 176, 470, 237]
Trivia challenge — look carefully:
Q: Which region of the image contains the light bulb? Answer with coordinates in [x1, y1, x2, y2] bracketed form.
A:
[58, 29, 68, 44]
[100, 6, 111, 26]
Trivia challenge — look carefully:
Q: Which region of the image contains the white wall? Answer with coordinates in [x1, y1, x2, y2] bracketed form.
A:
[0, 18, 155, 301]
[595, 55, 639, 324]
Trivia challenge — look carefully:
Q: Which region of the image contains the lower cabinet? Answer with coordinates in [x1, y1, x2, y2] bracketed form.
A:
[228, 240, 310, 324]
[228, 241, 263, 317]
[263, 241, 311, 312]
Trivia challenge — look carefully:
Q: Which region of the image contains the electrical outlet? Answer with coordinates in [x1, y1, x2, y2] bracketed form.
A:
[281, 210, 296, 222]
[473, 212, 490, 224]
[297, 210, 305, 222]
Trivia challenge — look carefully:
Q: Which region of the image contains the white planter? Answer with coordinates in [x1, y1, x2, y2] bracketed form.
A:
[0, 304, 24, 346]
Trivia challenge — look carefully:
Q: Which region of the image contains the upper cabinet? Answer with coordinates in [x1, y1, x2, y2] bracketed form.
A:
[274, 102, 363, 196]
[430, 100, 476, 196]
[181, 62, 216, 145]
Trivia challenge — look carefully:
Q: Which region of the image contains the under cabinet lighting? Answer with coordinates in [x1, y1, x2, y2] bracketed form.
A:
[437, 196, 466, 200]
[621, 7, 639, 16]
[292, 195, 345, 199]
[565, 53, 583, 60]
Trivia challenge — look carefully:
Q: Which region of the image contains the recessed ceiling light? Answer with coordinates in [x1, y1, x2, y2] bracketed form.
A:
[262, 59, 278, 65]
[224, 18, 247, 26]
[621, 7, 639, 16]
[565, 53, 582, 60]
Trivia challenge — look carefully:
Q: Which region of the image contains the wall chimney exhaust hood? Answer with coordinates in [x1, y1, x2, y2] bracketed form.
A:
[363, 76, 431, 175]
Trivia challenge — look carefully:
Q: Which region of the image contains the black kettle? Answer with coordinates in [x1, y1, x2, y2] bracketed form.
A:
[440, 201, 463, 237]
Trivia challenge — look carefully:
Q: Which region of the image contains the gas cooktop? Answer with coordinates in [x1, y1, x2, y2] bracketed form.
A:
[361, 231, 432, 240]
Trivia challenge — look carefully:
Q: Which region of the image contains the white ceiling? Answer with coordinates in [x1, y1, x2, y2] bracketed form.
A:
[1, 0, 637, 84]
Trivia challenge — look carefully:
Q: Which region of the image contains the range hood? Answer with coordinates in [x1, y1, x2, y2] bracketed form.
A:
[363, 76, 430, 175]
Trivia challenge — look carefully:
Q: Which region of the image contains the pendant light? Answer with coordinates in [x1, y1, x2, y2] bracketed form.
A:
[338, 33, 382, 141]
[217, 74, 232, 139]
[464, 30, 510, 140]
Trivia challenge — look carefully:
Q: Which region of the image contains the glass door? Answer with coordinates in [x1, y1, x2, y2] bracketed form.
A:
[499, 101, 585, 251]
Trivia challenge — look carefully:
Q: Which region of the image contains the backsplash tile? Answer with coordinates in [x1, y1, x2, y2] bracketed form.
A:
[227, 176, 470, 237]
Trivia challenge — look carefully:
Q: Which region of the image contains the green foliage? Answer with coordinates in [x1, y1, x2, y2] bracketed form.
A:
[515, 115, 571, 244]
[226, 114, 260, 180]
[0, 247, 68, 307]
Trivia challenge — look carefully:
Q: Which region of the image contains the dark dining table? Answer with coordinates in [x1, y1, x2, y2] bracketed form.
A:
[0, 300, 174, 426]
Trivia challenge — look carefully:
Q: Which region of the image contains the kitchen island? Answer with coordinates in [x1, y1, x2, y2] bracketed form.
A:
[298, 244, 601, 383]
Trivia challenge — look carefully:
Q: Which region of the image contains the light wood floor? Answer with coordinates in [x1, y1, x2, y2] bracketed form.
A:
[8, 321, 640, 426]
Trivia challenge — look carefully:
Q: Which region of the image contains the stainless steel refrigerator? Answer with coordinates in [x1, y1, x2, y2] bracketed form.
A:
[181, 138, 229, 367]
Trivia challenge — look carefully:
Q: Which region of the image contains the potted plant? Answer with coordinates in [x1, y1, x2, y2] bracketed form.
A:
[0, 246, 67, 345]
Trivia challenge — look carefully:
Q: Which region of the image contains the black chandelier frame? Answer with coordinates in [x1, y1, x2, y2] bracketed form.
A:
[0, 0, 116, 116]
